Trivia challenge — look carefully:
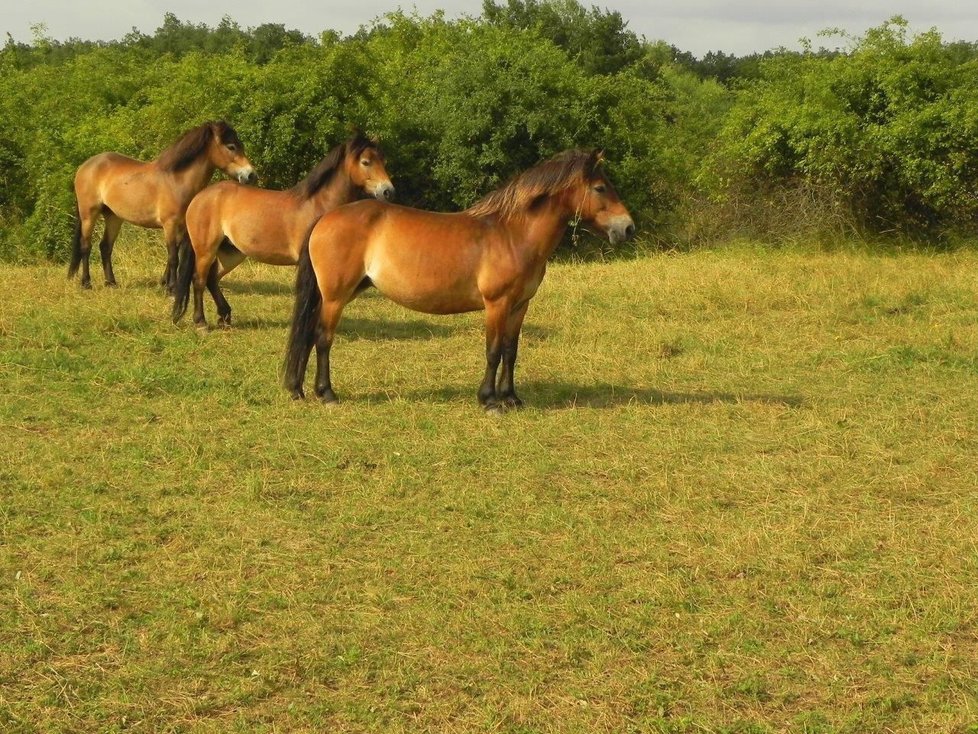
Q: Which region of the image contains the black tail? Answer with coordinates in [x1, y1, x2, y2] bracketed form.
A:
[67, 201, 82, 278]
[171, 234, 195, 323]
[283, 240, 322, 396]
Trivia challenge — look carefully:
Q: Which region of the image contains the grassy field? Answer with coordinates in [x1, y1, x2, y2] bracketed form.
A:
[2, 236, 978, 733]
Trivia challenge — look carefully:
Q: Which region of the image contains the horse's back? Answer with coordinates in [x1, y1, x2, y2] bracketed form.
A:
[76, 151, 143, 180]
[74, 152, 147, 200]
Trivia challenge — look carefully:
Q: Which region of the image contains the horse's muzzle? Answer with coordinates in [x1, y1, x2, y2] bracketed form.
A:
[374, 182, 395, 202]
[237, 168, 258, 185]
[606, 215, 636, 245]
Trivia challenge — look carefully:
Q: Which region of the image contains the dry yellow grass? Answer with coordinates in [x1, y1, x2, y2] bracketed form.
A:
[2, 237, 978, 732]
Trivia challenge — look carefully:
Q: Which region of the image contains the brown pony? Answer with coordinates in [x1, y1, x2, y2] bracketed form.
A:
[68, 121, 256, 291]
[283, 149, 634, 410]
[171, 132, 394, 328]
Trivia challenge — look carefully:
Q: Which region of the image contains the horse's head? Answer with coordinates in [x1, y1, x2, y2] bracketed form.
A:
[572, 151, 635, 245]
[207, 122, 257, 185]
[345, 135, 395, 202]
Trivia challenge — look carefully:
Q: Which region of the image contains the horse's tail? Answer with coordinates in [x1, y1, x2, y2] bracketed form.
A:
[171, 233, 195, 323]
[283, 239, 322, 397]
[67, 200, 83, 278]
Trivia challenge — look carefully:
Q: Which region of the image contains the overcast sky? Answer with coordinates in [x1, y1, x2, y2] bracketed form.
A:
[2, 1, 977, 56]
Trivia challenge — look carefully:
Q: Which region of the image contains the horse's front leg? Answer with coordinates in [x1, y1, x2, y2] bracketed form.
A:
[496, 300, 529, 409]
[161, 221, 184, 294]
[478, 300, 510, 411]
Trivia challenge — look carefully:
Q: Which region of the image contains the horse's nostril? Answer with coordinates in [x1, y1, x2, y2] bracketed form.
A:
[625, 224, 635, 239]
[383, 187, 394, 201]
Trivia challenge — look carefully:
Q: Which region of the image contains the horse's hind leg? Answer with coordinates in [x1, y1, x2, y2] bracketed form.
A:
[314, 300, 346, 403]
[191, 252, 218, 329]
[77, 210, 100, 289]
[99, 213, 123, 286]
[206, 264, 233, 327]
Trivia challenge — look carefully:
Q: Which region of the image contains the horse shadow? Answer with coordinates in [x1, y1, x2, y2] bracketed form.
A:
[222, 279, 293, 296]
[341, 317, 457, 341]
[357, 381, 806, 409]
[229, 315, 458, 340]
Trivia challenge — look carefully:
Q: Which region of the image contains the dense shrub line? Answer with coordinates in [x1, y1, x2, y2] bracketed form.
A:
[1, 7, 976, 262]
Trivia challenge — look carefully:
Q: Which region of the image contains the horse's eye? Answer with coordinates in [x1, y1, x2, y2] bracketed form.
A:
[361, 159, 372, 167]
[226, 144, 237, 152]
[593, 184, 606, 193]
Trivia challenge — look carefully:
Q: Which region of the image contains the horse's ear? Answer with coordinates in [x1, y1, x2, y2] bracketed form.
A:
[595, 150, 606, 165]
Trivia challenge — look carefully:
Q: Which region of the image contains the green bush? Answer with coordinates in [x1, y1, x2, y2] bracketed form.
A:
[6, 10, 975, 262]
[706, 18, 978, 238]
[1, 6, 710, 262]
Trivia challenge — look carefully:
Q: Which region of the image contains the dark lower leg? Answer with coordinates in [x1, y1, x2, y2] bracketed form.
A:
[165, 243, 179, 293]
[99, 236, 116, 286]
[478, 304, 509, 408]
[205, 263, 231, 325]
[314, 334, 337, 403]
[79, 247, 93, 288]
[314, 303, 343, 402]
[100, 217, 121, 286]
[192, 269, 207, 327]
[161, 222, 179, 291]
[496, 337, 522, 408]
[477, 344, 503, 407]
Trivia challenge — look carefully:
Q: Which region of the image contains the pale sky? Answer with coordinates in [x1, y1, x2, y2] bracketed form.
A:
[2, 1, 977, 57]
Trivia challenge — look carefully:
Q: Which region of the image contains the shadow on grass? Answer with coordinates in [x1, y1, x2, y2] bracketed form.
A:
[221, 279, 293, 296]
[122, 274, 292, 296]
[228, 316, 459, 341]
[356, 381, 806, 409]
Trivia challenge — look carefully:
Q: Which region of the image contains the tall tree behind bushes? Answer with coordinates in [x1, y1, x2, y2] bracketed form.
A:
[481, 0, 643, 75]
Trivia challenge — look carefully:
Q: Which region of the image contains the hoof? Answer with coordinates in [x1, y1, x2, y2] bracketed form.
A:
[501, 395, 524, 409]
[482, 397, 506, 415]
[194, 321, 210, 333]
[104, 280, 118, 288]
[217, 316, 232, 329]
[289, 389, 305, 401]
[80, 280, 92, 290]
[316, 391, 339, 405]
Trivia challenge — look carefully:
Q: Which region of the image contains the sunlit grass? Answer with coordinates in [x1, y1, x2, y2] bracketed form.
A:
[2, 235, 978, 732]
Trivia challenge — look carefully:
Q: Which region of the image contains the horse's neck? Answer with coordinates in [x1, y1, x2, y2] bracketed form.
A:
[309, 175, 358, 215]
[507, 198, 574, 263]
[167, 159, 217, 203]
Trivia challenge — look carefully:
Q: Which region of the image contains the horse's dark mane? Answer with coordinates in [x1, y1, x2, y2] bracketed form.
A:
[157, 121, 241, 172]
[465, 149, 603, 220]
[291, 132, 378, 200]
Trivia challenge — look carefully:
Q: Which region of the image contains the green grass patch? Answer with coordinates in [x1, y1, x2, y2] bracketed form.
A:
[2, 237, 978, 732]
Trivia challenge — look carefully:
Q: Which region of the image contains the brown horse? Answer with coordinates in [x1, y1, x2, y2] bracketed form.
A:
[171, 132, 394, 328]
[283, 149, 635, 410]
[68, 121, 257, 290]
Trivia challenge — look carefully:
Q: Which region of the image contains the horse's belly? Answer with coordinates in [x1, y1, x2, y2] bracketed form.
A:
[101, 184, 163, 228]
[370, 269, 483, 315]
[225, 221, 297, 265]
